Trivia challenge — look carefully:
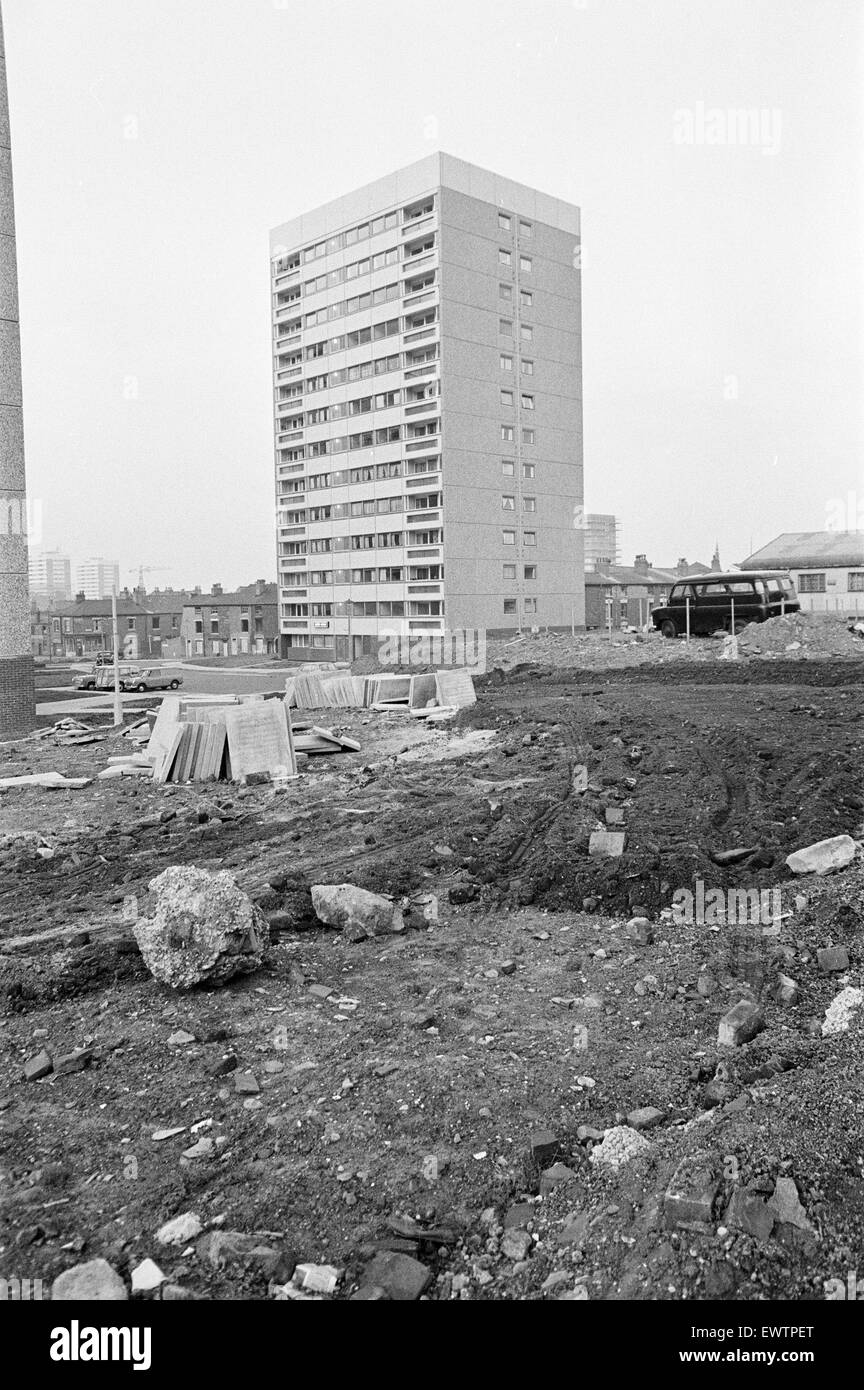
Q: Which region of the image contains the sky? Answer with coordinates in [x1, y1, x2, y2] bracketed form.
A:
[5, 0, 863, 590]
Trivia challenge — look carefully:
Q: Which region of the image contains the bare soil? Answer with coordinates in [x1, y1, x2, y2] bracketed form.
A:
[1, 649, 862, 1301]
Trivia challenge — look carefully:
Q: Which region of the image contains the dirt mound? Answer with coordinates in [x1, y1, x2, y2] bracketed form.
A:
[738, 611, 864, 657]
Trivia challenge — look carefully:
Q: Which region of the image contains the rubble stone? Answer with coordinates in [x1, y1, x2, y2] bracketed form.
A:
[664, 1160, 719, 1227]
[785, 835, 855, 876]
[588, 1125, 650, 1170]
[156, 1212, 202, 1246]
[817, 946, 850, 973]
[310, 883, 403, 938]
[23, 1049, 53, 1081]
[821, 987, 864, 1036]
[725, 1188, 774, 1242]
[627, 1106, 664, 1131]
[358, 1251, 429, 1300]
[134, 866, 268, 990]
[718, 1000, 765, 1047]
[768, 1177, 814, 1234]
[51, 1258, 128, 1301]
[501, 1228, 532, 1261]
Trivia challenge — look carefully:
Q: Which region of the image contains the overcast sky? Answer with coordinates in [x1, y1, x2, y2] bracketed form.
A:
[5, 0, 863, 590]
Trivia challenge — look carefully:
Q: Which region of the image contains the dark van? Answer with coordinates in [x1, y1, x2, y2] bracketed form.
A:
[651, 571, 799, 638]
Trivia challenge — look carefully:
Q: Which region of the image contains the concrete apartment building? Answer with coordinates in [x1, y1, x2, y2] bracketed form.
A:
[584, 513, 621, 569]
[270, 153, 584, 660]
[29, 547, 72, 600]
[76, 557, 120, 601]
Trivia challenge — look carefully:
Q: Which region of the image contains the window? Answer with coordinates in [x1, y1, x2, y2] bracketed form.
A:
[499, 318, 514, 336]
[503, 529, 516, 545]
[503, 563, 516, 579]
[521, 359, 534, 375]
[499, 248, 512, 266]
[502, 495, 515, 510]
[499, 283, 512, 301]
[501, 424, 515, 441]
[521, 393, 535, 409]
[520, 290, 533, 308]
[500, 389, 514, 406]
[523, 496, 536, 512]
[500, 354, 513, 371]
[523, 462, 535, 478]
[798, 573, 826, 593]
[520, 324, 533, 341]
[849, 572, 864, 592]
[522, 428, 535, 444]
[524, 565, 537, 580]
[520, 255, 532, 272]
[524, 531, 537, 546]
[519, 219, 533, 237]
[498, 213, 512, 232]
[504, 598, 517, 614]
[502, 460, 515, 476]
[524, 598, 537, 615]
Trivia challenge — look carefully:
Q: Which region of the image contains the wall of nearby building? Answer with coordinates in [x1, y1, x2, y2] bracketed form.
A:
[787, 565, 864, 613]
[439, 184, 583, 634]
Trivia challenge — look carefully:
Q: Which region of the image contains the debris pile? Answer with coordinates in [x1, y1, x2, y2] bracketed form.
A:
[285, 667, 476, 714]
[737, 610, 864, 657]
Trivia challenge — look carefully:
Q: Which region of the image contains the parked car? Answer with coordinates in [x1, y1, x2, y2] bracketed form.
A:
[94, 651, 114, 666]
[72, 668, 99, 690]
[651, 571, 799, 638]
[118, 668, 183, 692]
[93, 665, 140, 690]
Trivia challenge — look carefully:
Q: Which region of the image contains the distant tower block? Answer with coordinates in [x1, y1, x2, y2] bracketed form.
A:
[0, 3, 35, 735]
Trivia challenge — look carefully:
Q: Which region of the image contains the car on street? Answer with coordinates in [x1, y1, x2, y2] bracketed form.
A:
[651, 570, 800, 638]
[118, 667, 183, 692]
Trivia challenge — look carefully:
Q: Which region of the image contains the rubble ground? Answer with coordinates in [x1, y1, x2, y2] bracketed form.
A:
[1, 650, 862, 1301]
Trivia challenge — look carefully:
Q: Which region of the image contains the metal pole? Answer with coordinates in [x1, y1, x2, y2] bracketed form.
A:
[685, 594, 691, 644]
[111, 588, 122, 726]
[730, 594, 735, 634]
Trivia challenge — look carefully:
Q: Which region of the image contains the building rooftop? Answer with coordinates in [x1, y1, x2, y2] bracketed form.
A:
[740, 531, 864, 570]
[270, 152, 580, 254]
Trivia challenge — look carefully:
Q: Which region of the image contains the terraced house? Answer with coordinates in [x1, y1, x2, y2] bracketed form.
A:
[270, 153, 584, 660]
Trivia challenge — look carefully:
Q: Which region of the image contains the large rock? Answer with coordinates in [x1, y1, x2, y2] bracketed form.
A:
[51, 1258, 127, 1301]
[310, 883, 403, 939]
[785, 835, 856, 876]
[134, 866, 268, 990]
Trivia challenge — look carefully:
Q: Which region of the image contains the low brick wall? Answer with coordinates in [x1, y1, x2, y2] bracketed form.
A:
[0, 653, 36, 736]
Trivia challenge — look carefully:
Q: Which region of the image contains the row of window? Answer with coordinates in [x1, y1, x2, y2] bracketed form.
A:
[283, 599, 443, 618]
[798, 572, 864, 593]
[502, 460, 535, 478]
[500, 390, 534, 409]
[501, 425, 536, 443]
[498, 213, 533, 237]
[498, 249, 533, 273]
[503, 565, 537, 580]
[280, 419, 439, 462]
[273, 199, 434, 276]
[282, 382, 438, 429]
[500, 320, 534, 341]
[500, 355, 533, 374]
[502, 495, 537, 511]
[499, 283, 533, 308]
[279, 528, 442, 556]
[300, 244, 402, 296]
[502, 530, 537, 546]
[284, 492, 441, 522]
[278, 456, 439, 493]
[303, 280, 402, 329]
[284, 565, 442, 586]
[504, 597, 538, 615]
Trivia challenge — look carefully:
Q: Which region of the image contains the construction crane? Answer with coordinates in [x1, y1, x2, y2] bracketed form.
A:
[128, 566, 170, 590]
